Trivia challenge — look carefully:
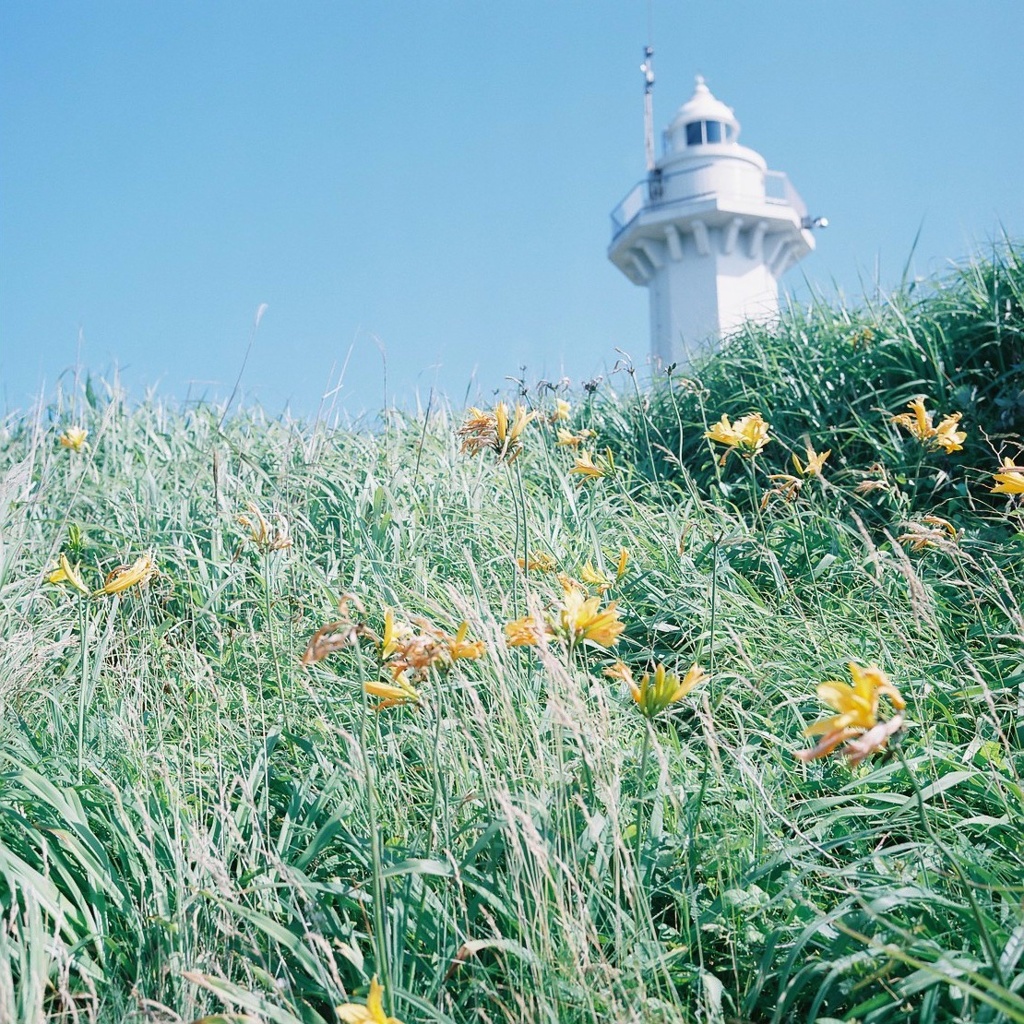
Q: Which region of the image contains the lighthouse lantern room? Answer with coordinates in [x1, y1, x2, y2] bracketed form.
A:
[609, 72, 821, 367]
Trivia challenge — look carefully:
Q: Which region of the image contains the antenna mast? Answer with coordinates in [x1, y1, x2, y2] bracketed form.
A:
[641, 46, 655, 172]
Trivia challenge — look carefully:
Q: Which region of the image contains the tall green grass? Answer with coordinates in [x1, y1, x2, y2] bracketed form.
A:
[1, 245, 1022, 1023]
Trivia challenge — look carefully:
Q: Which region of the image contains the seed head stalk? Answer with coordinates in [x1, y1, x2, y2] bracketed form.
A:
[709, 530, 721, 677]
[794, 503, 829, 628]
[742, 456, 766, 535]
[262, 548, 288, 725]
[76, 596, 90, 782]
[511, 458, 530, 618]
[634, 721, 653, 884]
[624, 360, 658, 486]
[356, 643, 394, 1017]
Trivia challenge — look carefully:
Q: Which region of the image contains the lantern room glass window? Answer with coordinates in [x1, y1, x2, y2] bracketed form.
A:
[684, 120, 735, 147]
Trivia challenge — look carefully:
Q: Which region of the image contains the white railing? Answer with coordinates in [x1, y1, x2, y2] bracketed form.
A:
[610, 168, 808, 241]
[765, 171, 808, 220]
[609, 183, 648, 237]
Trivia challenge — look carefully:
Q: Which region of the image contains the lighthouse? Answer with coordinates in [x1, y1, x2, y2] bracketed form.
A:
[608, 74, 822, 367]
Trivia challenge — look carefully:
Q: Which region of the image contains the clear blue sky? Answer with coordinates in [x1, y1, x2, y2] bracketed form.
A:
[2, 1, 1021, 418]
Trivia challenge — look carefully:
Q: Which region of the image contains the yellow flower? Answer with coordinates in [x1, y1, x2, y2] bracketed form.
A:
[504, 614, 544, 647]
[495, 402, 538, 457]
[379, 608, 409, 660]
[580, 561, 613, 594]
[571, 450, 602, 477]
[446, 621, 486, 662]
[613, 662, 706, 719]
[95, 552, 158, 596]
[796, 663, 906, 764]
[236, 501, 292, 552]
[570, 449, 613, 481]
[517, 551, 557, 572]
[615, 547, 629, 582]
[991, 457, 1024, 495]
[506, 580, 624, 652]
[381, 615, 487, 679]
[792, 444, 830, 477]
[555, 427, 595, 448]
[336, 976, 404, 1024]
[891, 396, 933, 442]
[705, 415, 740, 449]
[557, 588, 624, 649]
[458, 402, 537, 462]
[46, 553, 90, 596]
[580, 548, 630, 592]
[59, 426, 89, 452]
[933, 413, 966, 453]
[494, 401, 510, 444]
[363, 675, 420, 711]
[551, 398, 571, 422]
[555, 572, 584, 593]
[891, 397, 966, 453]
[705, 413, 771, 458]
[734, 413, 772, 453]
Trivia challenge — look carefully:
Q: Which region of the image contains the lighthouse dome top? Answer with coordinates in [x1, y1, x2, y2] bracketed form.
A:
[665, 76, 741, 151]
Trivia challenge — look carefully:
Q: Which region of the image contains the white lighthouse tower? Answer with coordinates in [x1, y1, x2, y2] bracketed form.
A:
[608, 73, 822, 366]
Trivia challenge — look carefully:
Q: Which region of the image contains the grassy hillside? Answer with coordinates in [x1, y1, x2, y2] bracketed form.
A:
[1, 244, 1023, 1024]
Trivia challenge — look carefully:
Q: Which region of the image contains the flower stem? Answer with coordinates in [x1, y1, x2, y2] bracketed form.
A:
[360, 691, 393, 1014]
[76, 597, 89, 782]
[634, 723, 653, 882]
[515, 459, 529, 611]
[709, 531, 721, 677]
[262, 550, 287, 725]
[744, 457, 765, 532]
